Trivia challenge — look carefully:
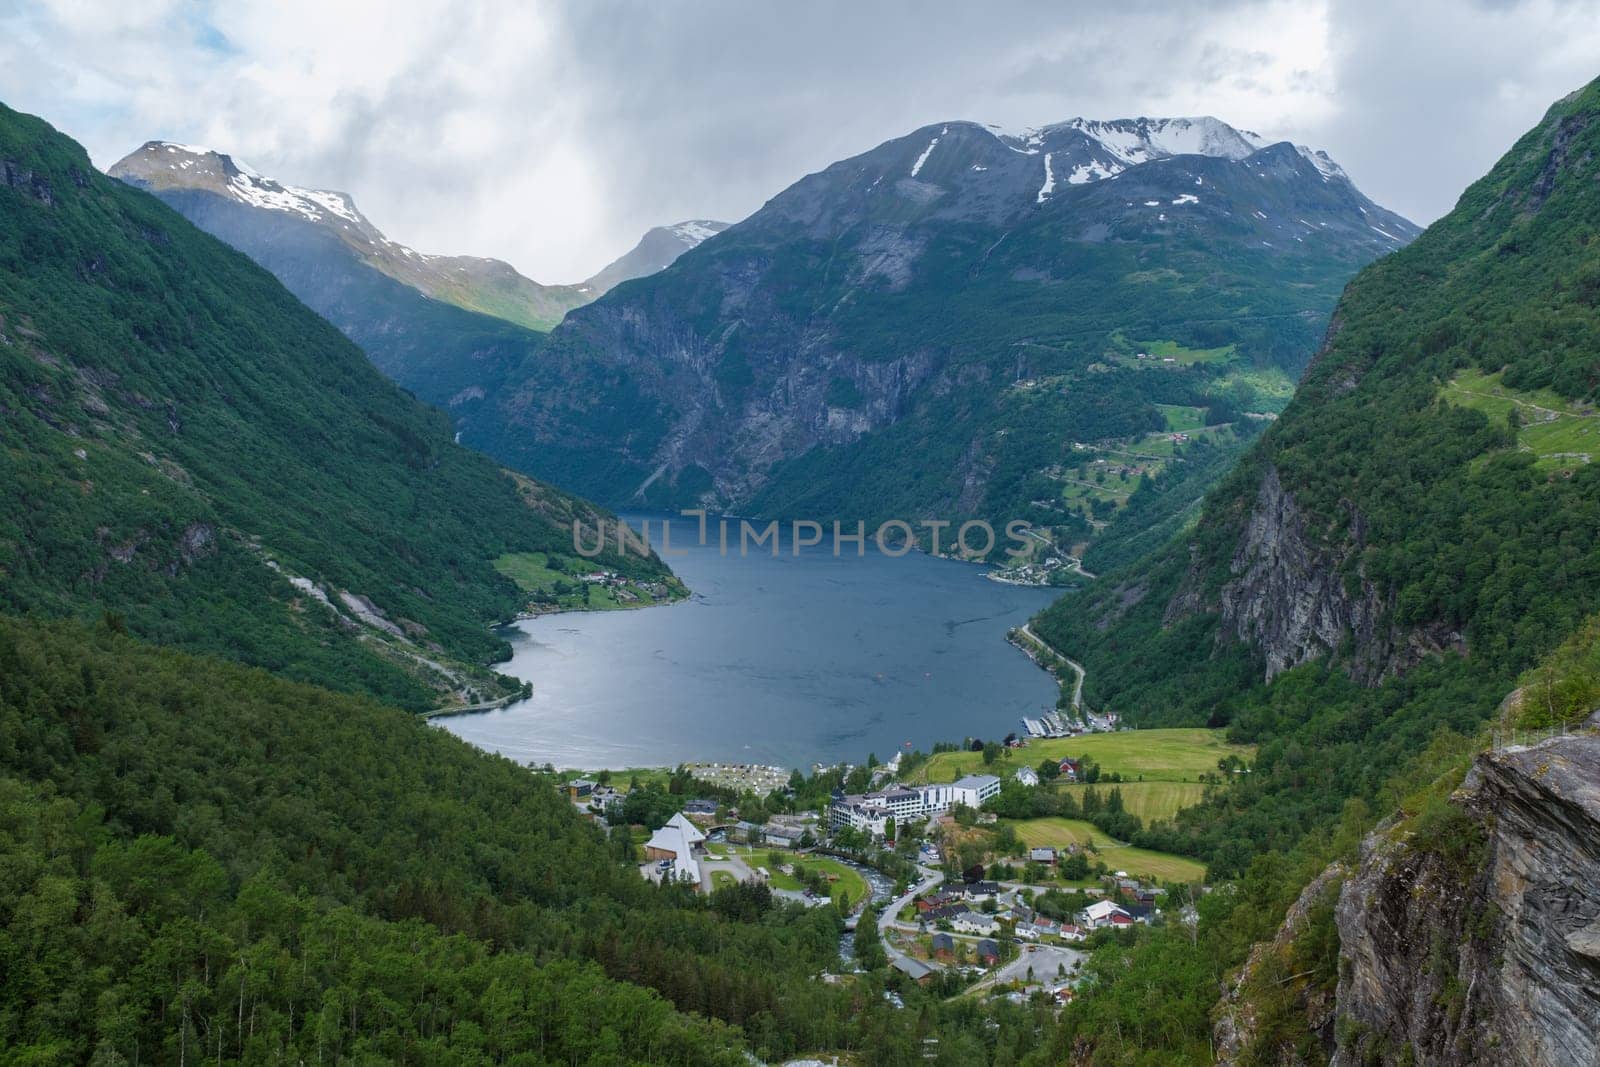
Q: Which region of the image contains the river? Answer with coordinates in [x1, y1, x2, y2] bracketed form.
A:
[439, 513, 1060, 770]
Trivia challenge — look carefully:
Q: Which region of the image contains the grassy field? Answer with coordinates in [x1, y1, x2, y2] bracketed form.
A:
[1443, 368, 1600, 472]
[1055, 780, 1209, 822]
[1137, 338, 1238, 365]
[1011, 817, 1115, 850]
[1156, 404, 1208, 432]
[494, 551, 676, 611]
[762, 855, 870, 911]
[1009, 818, 1207, 883]
[909, 728, 1252, 786]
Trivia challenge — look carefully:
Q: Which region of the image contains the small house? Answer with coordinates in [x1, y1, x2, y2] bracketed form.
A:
[976, 939, 1000, 965]
[1029, 847, 1057, 864]
[931, 932, 955, 960]
[891, 956, 937, 985]
[952, 911, 1000, 936]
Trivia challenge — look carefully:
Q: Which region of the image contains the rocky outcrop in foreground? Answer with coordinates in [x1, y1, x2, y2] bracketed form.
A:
[1331, 731, 1600, 1066]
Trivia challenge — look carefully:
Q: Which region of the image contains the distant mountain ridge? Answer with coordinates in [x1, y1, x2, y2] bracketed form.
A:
[465, 113, 1418, 565]
[111, 141, 592, 331]
[109, 141, 729, 417]
[581, 219, 730, 294]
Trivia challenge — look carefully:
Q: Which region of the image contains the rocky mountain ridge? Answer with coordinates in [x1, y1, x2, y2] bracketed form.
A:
[580, 219, 730, 294]
[471, 114, 1417, 550]
[109, 141, 731, 416]
[110, 141, 592, 331]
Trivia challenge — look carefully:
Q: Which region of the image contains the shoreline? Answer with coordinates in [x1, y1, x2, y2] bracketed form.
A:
[442, 516, 1063, 766]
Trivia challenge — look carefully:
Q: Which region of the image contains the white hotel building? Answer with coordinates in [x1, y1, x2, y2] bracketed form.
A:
[828, 774, 1001, 835]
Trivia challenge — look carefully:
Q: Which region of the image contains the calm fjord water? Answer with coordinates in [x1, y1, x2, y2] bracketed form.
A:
[440, 515, 1061, 771]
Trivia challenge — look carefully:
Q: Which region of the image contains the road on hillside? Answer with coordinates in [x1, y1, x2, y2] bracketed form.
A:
[1019, 623, 1086, 712]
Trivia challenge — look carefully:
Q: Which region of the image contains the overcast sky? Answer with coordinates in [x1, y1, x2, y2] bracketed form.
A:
[3, 0, 1598, 280]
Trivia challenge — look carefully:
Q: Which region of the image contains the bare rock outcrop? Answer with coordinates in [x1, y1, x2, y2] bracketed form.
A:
[1181, 463, 1463, 685]
[1330, 732, 1600, 1066]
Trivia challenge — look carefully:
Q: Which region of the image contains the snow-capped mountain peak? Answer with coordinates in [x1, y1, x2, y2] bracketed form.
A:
[1292, 145, 1349, 182]
[668, 219, 727, 246]
[113, 142, 373, 232]
[1051, 116, 1265, 164]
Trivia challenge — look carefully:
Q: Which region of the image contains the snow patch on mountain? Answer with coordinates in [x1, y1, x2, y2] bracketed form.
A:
[134, 142, 369, 229]
[1036, 152, 1055, 203]
[1061, 116, 1265, 165]
[668, 220, 724, 245]
[1294, 146, 1349, 182]
[910, 127, 946, 177]
[1066, 159, 1123, 184]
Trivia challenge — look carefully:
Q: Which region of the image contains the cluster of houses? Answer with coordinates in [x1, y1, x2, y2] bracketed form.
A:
[913, 882, 1005, 935]
[827, 774, 1002, 837]
[908, 869, 1162, 947]
[574, 570, 672, 603]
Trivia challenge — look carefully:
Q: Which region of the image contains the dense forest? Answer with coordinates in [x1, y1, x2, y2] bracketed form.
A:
[0, 616, 1077, 1064]
[0, 102, 663, 711]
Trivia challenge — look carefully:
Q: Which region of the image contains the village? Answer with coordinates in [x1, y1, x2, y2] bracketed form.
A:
[555, 728, 1235, 1009]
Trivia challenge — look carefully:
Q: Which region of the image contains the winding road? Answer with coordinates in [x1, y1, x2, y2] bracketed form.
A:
[1017, 623, 1085, 711]
[877, 864, 946, 974]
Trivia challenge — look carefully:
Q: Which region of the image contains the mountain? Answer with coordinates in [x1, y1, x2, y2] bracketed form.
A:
[582, 219, 730, 294]
[107, 141, 571, 416]
[110, 141, 591, 331]
[464, 115, 1418, 565]
[1036, 80, 1600, 724]
[0, 102, 668, 711]
[1023, 77, 1600, 1062]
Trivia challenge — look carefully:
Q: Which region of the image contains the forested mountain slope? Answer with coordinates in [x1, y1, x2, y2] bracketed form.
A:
[1037, 77, 1600, 726]
[1026, 83, 1600, 1064]
[0, 617, 1064, 1065]
[470, 117, 1417, 565]
[0, 103, 664, 711]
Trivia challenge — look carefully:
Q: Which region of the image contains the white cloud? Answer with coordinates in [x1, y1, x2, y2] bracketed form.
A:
[1, 0, 1597, 280]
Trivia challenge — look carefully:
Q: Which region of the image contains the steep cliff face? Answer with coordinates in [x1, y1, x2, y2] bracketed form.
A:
[1330, 732, 1600, 1066]
[1169, 463, 1465, 684]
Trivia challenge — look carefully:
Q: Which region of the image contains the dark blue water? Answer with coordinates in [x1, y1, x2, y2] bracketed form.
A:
[440, 514, 1060, 770]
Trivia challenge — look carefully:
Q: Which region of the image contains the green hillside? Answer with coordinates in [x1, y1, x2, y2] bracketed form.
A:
[0, 102, 664, 711]
[0, 616, 1062, 1064]
[1027, 79, 1600, 862]
[1038, 77, 1600, 725]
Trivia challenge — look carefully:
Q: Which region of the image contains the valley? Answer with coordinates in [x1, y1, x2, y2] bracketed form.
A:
[3, 32, 1600, 1066]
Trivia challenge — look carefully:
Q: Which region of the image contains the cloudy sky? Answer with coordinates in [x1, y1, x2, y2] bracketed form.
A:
[3, 0, 1598, 280]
